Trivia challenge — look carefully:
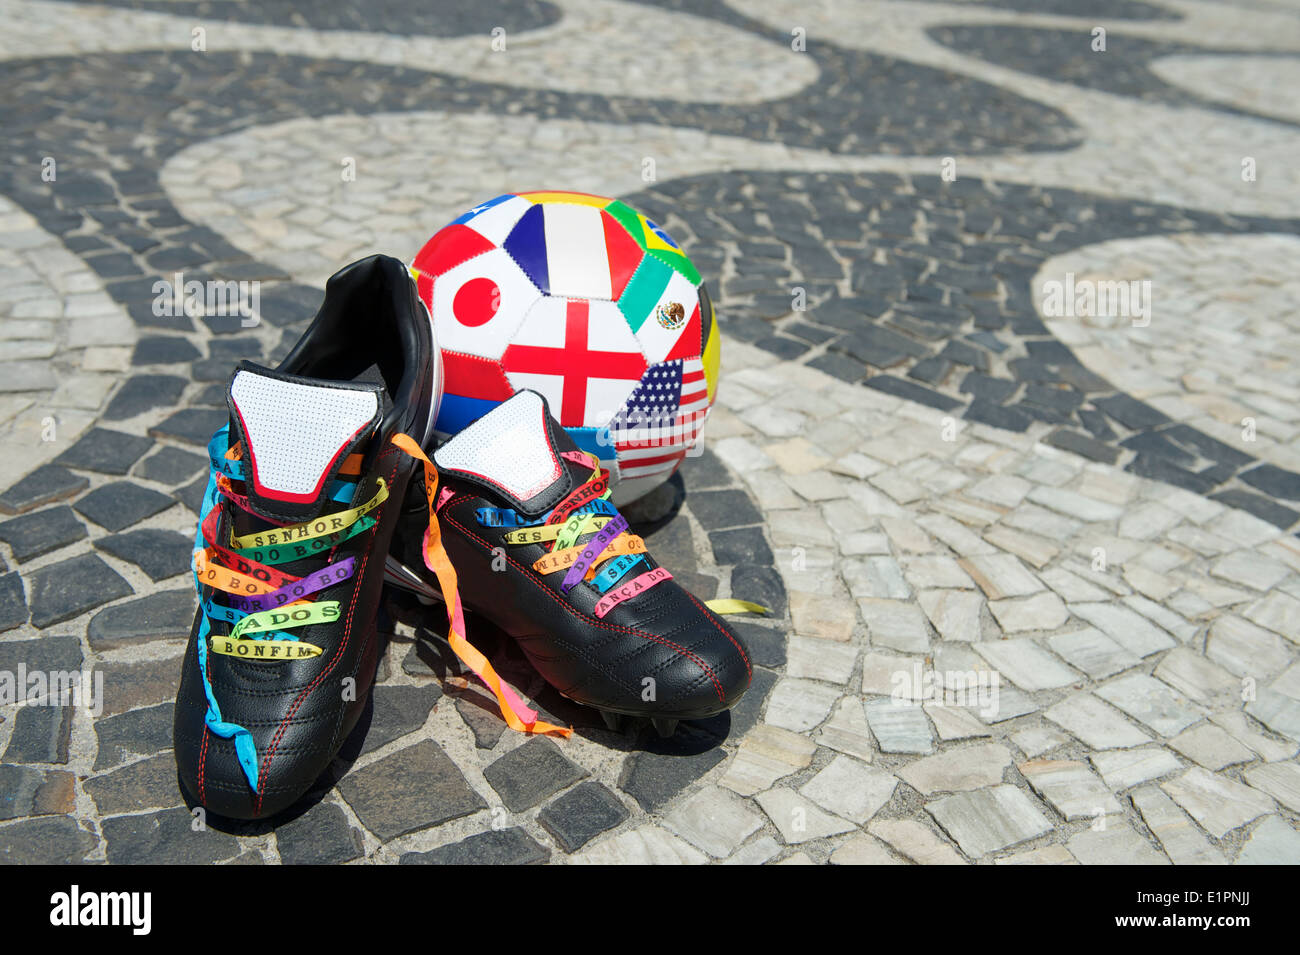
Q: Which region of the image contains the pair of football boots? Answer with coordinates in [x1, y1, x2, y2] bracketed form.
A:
[173, 255, 752, 820]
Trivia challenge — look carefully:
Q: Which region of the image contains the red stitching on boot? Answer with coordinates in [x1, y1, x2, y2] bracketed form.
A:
[253, 450, 399, 817]
[197, 722, 210, 807]
[443, 502, 725, 702]
[683, 590, 751, 679]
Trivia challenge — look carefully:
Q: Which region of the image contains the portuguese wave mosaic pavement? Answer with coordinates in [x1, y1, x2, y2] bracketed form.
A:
[0, 0, 1299, 864]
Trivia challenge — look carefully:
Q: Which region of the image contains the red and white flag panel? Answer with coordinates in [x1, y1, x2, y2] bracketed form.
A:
[422, 246, 543, 360]
[502, 297, 648, 429]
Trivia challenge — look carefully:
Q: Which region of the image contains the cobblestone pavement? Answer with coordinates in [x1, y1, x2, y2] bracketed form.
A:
[1, 0, 1298, 865]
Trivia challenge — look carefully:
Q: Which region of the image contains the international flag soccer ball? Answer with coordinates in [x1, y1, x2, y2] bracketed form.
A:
[410, 191, 721, 506]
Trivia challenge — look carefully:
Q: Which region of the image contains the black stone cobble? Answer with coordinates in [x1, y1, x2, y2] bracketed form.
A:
[336, 740, 487, 842]
[1078, 408, 1119, 442]
[1126, 454, 1219, 496]
[730, 620, 787, 669]
[907, 356, 953, 385]
[1209, 489, 1300, 531]
[102, 374, 188, 421]
[176, 474, 209, 516]
[149, 408, 228, 446]
[680, 448, 733, 491]
[93, 702, 174, 771]
[1239, 464, 1300, 502]
[1045, 428, 1121, 465]
[961, 372, 1018, 403]
[807, 351, 868, 384]
[0, 816, 94, 864]
[0, 635, 82, 676]
[94, 529, 192, 581]
[358, 684, 443, 756]
[1121, 431, 1199, 468]
[1015, 401, 1072, 426]
[1163, 424, 1254, 469]
[729, 564, 786, 618]
[709, 527, 774, 566]
[400, 827, 549, 865]
[0, 505, 86, 562]
[864, 375, 963, 412]
[3, 704, 73, 764]
[619, 748, 726, 813]
[1024, 383, 1085, 414]
[83, 753, 183, 816]
[1095, 394, 1172, 431]
[102, 806, 242, 865]
[0, 765, 74, 820]
[834, 325, 929, 368]
[688, 489, 764, 531]
[754, 335, 811, 361]
[74, 481, 175, 532]
[455, 695, 507, 750]
[785, 322, 839, 345]
[482, 737, 587, 813]
[276, 802, 364, 865]
[135, 446, 206, 485]
[937, 339, 990, 371]
[965, 400, 1032, 433]
[27, 552, 133, 628]
[0, 465, 88, 515]
[53, 427, 155, 475]
[728, 666, 776, 737]
[537, 781, 630, 853]
[0, 572, 26, 632]
[132, 335, 201, 366]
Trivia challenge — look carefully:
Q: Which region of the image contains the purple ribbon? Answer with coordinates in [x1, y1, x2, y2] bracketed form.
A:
[560, 514, 628, 593]
[228, 556, 357, 613]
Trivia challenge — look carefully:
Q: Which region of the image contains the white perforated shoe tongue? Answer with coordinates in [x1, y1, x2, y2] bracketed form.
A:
[227, 362, 384, 522]
[434, 390, 574, 517]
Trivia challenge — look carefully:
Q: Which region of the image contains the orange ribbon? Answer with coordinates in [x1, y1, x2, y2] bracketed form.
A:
[390, 433, 570, 738]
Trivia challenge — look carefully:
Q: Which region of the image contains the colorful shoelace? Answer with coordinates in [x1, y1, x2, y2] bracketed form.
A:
[471, 449, 766, 619]
[474, 450, 673, 618]
[192, 427, 569, 795]
[191, 424, 384, 791]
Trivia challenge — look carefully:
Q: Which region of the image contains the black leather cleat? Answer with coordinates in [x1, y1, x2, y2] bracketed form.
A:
[173, 254, 442, 820]
[387, 390, 752, 729]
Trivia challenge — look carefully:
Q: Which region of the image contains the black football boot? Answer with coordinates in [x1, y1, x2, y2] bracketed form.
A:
[173, 254, 443, 820]
[386, 389, 752, 737]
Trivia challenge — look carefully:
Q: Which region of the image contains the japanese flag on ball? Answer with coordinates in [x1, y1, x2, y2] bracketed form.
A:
[410, 191, 721, 505]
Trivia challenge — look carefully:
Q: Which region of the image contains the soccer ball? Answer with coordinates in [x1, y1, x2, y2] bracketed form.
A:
[410, 191, 720, 506]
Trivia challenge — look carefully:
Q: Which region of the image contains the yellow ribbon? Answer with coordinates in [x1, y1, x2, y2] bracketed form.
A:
[704, 599, 769, 615]
[209, 636, 323, 660]
[228, 601, 341, 640]
[231, 478, 388, 550]
[503, 516, 613, 545]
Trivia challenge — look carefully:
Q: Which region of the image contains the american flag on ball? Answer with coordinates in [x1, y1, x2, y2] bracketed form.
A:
[609, 358, 710, 480]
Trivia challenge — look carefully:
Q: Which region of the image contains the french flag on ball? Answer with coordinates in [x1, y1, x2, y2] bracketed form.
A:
[609, 358, 709, 480]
